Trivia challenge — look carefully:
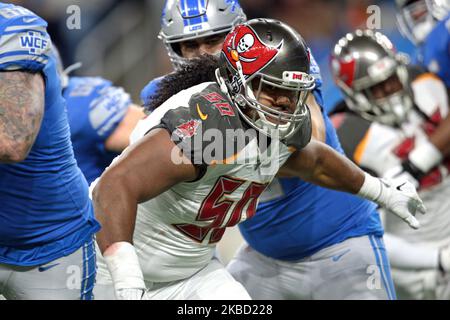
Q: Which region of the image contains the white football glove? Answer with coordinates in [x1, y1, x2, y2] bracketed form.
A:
[103, 241, 147, 300]
[358, 173, 426, 229]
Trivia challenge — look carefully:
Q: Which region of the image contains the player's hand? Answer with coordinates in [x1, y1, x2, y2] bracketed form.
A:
[103, 242, 147, 300]
[115, 288, 146, 300]
[378, 178, 426, 229]
[358, 173, 426, 229]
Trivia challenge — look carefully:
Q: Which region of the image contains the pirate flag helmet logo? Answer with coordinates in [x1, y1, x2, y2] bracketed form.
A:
[223, 24, 283, 77]
[330, 29, 413, 127]
[218, 18, 316, 142]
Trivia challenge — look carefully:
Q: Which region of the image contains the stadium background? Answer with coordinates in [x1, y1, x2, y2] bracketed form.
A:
[13, 0, 416, 114]
[8, 0, 417, 263]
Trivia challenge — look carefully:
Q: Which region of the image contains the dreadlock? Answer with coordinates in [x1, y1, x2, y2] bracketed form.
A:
[144, 54, 221, 113]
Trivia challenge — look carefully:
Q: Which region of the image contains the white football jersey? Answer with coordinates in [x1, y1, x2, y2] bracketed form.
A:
[97, 82, 311, 283]
[335, 73, 450, 246]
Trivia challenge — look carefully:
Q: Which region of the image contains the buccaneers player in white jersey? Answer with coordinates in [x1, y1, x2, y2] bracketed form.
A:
[331, 29, 450, 299]
[92, 20, 425, 300]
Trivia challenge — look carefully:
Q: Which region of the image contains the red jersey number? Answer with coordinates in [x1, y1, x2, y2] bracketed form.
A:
[174, 176, 267, 244]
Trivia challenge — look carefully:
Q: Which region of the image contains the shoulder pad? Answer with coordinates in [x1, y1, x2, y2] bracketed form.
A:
[0, 4, 50, 72]
[157, 83, 251, 166]
[334, 113, 372, 160]
[411, 72, 448, 118]
[407, 64, 428, 81]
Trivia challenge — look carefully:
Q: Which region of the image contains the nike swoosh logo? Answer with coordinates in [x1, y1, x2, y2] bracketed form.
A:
[331, 249, 351, 262]
[38, 263, 60, 272]
[197, 104, 208, 121]
[23, 17, 38, 23]
[396, 182, 407, 191]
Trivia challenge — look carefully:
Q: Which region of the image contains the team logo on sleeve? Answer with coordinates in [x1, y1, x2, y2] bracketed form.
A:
[174, 119, 201, 140]
[222, 25, 283, 77]
[19, 31, 50, 55]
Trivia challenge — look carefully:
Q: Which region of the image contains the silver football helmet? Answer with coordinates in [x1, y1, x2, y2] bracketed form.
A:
[159, 0, 246, 69]
[217, 19, 315, 141]
[331, 29, 413, 127]
[396, 0, 450, 44]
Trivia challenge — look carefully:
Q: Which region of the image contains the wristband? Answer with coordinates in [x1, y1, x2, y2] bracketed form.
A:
[103, 241, 145, 291]
[357, 172, 384, 203]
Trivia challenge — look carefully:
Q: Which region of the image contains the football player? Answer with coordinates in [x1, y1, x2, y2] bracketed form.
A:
[396, 0, 450, 86]
[0, 3, 100, 299]
[55, 51, 145, 185]
[396, 0, 450, 162]
[330, 29, 450, 299]
[140, 0, 246, 107]
[149, 0, 397, 300]
[92, 19, 425, 300]
[122, 0, 396, 300]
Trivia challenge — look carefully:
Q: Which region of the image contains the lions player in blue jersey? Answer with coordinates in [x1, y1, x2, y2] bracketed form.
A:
[396, 0, 450, 86]
[140, 0, 246, 106]
[0, 4, 100, 299]
[396, 0, 450, 210]
[55, 53, 145, 185]
[139, 0, 400, 300]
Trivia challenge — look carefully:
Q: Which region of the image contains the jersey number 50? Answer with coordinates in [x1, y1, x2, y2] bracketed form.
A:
[173, 176, 267, 244]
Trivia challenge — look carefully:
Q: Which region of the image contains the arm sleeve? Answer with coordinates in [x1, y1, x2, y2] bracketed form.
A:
[0, 10, 51, 72]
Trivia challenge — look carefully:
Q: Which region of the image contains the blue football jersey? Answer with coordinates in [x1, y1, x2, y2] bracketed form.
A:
[417, 14, 450, 87]
[308, 48, 324, 107]
[239, 113, 383, 261]
[65, 77, 131, 184]
[140, 75, 164, 108]
[0, 4, 100, 266]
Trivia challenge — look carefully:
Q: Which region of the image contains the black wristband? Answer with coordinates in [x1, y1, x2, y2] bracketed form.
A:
[402, 159, 426, 181]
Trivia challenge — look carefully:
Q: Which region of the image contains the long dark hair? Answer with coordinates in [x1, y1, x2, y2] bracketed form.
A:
[144, 54, 221, 112]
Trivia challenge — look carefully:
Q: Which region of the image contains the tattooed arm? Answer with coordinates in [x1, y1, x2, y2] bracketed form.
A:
[0, 71, 45, 163]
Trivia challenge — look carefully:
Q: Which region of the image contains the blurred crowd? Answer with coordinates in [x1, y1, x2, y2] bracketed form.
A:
[10, 0, 416, 112]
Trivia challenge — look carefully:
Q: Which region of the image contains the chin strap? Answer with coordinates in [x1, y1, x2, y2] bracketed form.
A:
[215, 68, 229, 94]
